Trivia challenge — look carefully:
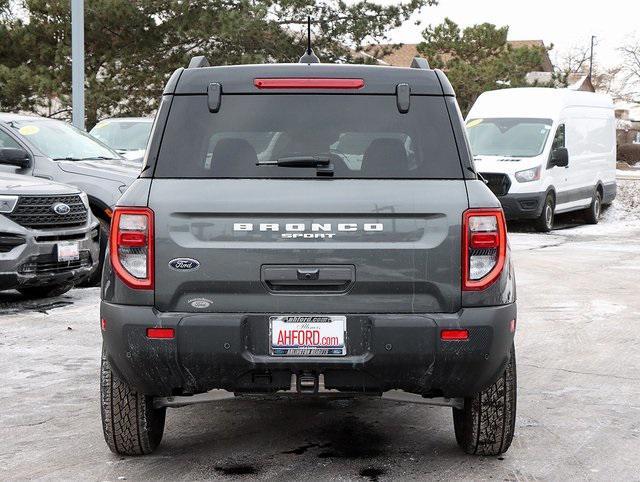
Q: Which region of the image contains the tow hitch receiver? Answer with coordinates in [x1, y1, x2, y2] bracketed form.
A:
[297, 373, 319, 394]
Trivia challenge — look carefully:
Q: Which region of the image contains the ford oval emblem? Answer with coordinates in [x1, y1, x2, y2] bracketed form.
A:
[169, 258, 200, 271]
[52, 202, 71, 215]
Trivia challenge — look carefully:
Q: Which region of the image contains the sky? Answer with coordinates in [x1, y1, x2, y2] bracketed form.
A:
[372, 0, 640, 68]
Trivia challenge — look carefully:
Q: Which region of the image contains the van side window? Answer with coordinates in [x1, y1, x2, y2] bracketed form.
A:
[0, 129, 20, 149]
[551, 124, 565, 150]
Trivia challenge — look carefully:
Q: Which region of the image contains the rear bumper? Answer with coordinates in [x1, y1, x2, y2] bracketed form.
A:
[498, 192, 546, 220]
[101, 302, 516, 399]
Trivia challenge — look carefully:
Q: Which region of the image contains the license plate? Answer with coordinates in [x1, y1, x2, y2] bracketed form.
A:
[57, 242, 79, 262]
[270, 315, 346, 356]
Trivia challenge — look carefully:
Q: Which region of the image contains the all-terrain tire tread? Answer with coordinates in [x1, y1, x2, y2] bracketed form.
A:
[453, 344, 517, 456]
[100, 350, 165, 455]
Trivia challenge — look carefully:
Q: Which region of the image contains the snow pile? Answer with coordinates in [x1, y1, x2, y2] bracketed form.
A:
[601, 179, 640, 224]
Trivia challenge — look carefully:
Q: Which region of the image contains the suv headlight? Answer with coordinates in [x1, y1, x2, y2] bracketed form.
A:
[0, 195, 19, 213]
[515, 166, 541, 183]
[79, 191, 90, 209]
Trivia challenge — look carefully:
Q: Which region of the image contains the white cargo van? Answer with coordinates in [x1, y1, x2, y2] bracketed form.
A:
[466, 88, 616, 231]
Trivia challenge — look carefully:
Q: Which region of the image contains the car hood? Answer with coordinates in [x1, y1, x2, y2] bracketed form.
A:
[57, 158, 140, 185]
[118, 149, 146, 163]
[0, 172, 79, 195]
[473, 155, 542, 175]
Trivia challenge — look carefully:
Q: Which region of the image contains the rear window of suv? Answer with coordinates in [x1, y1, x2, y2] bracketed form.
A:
[155, 95, 463, 179]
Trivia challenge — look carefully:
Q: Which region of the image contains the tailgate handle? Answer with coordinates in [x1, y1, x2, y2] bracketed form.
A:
[297, 268, 319, 281]
[261, 265, 355, 294]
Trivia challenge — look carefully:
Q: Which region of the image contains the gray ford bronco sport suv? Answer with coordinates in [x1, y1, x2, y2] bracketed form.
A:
[100, 56, 517, 457]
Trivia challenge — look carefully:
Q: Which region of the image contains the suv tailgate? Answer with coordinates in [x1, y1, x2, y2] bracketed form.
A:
[150, 179, 467, 313]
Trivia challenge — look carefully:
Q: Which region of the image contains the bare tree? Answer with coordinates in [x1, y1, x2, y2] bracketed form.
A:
[592, 65, 624, 96]
[554, 44, 592, 80]
[620, 39, 640, 99]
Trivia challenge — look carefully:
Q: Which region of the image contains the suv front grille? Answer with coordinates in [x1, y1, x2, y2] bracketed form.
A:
[18, 251, 92, 275]
[480, 173, 511, 197]
[6, 195, 88, 229]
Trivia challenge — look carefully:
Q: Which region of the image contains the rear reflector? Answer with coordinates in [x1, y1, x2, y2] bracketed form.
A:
[441, 329, 469, 341]
[101, 318, 107, 332]
[254, 78, 365, 90]
[147, 328, 175, 339]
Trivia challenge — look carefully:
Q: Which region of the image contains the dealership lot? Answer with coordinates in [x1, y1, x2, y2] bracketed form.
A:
[1, 196, 640, 480]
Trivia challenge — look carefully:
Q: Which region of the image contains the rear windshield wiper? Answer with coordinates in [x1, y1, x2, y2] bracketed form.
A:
[256, 156, 333, 176]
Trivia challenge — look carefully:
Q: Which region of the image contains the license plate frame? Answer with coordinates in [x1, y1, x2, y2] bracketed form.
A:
[269, 315, 347, 357]
[57, 241, 80, 262]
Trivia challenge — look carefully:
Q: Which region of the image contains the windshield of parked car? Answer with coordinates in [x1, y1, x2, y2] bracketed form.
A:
[9, 119, 120, 161]
[466, 117, 553, 158]
[90, 120, 152, 151]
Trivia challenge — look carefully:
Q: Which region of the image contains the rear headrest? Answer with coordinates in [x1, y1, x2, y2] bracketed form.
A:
[361, 138, 408, 177]
[210, 138, 258, 175]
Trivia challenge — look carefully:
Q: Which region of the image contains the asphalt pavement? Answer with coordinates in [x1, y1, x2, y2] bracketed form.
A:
[1, 220, 639, 481]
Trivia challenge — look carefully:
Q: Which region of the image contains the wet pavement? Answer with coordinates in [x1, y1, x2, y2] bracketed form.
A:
[1, 222, 640, 480]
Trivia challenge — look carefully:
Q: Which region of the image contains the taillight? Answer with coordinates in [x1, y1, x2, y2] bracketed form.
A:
[110, 207, 154, 289]
[462, 208, 507, 291]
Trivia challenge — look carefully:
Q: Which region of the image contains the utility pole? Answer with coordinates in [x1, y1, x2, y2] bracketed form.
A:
[588, 35, 596, 79]
[71, 0, 85, 129]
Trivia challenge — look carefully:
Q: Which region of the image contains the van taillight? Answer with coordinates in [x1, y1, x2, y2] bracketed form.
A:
[462, 209, 506, 291]
[110, 207, 154, 289]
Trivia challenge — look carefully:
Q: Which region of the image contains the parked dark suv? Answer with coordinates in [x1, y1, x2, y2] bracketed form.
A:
[100, 57, 517, 457]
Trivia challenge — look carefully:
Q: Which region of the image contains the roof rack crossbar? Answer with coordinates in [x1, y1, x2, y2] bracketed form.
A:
[188, 56, 210, 69]
[410, 57, 430, 70]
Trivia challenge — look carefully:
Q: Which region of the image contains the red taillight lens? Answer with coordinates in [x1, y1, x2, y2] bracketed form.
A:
[110, 207, 154, 290]
[253, 78, 365, 90]
[117, 231, 147, 247]
[470, 232, 499, 249]
[462, 208, 507, 291]
[441, 329, 469, 341]
[146, 327, 174, 339]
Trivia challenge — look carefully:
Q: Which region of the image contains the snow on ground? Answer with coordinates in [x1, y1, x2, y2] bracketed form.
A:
[616, 169, 640, 180]
[510, 179, 640, 250]
[566, 178, 640, 235]
[601, 179, 640, 223]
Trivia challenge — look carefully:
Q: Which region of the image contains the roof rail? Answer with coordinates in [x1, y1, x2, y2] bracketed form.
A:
[410, 57, 430, 70]
[188, 56, 210, 69]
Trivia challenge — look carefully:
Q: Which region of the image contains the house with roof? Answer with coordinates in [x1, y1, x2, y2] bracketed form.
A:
[363, 40, 554, 76]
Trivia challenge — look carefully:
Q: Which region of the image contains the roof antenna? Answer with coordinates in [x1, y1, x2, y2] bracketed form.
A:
[299, 16, 320, 64]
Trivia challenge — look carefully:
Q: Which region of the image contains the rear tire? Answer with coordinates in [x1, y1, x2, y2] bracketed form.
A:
[583, 189, 602, 224]
[534, 193, 554, 232]
[100, 346, 166, 455]
[453, 344, 517, 456]
[18, 283, 73, 298]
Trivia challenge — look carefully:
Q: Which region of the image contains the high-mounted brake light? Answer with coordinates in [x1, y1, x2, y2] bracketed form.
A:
[110, 207, 154, 289]
[462, 208, 507, 291]
[254, 78, 365, 90]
